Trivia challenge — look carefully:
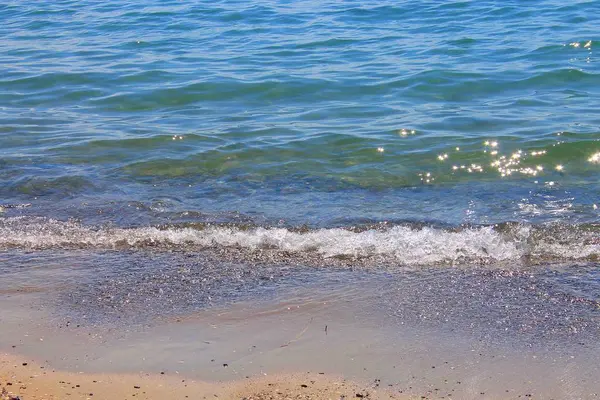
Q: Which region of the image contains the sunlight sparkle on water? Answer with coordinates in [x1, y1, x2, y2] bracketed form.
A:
[571, 40, 593, 48]
[446, 140, 556, 179]
[418, 172, 434, 184]
[398, 129, 416, 137]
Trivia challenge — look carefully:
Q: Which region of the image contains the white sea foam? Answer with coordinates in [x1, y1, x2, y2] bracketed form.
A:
[0, 217, 598, 266]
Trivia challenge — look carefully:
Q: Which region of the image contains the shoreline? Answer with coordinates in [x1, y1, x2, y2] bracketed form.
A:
[2, 255, 600, 399]
[0, 352, 400, 400]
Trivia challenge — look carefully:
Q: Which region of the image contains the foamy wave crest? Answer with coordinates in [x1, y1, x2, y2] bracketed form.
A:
[1, 217, 599, 266]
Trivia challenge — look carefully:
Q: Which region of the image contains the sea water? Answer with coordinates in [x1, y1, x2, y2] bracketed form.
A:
[1, 0, 600, 263]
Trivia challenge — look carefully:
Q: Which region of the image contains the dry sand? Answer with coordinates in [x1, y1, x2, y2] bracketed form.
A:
[0, 353, 402, 400]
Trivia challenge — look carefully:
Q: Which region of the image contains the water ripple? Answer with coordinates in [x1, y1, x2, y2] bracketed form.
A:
[1, 0, 599, 224]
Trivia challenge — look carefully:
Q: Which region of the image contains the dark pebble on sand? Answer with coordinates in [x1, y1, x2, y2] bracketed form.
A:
[22, 363, 27, 366]
[301, 384, 308, 388]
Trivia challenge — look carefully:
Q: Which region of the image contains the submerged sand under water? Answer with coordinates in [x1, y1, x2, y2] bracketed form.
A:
[1, 248, 600, 399]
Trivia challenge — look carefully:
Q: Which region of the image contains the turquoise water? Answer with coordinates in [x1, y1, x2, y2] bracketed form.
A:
[1, 0, 600, 262]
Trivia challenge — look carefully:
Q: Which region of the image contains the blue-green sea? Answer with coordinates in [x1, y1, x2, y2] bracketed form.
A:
[1, 1, 600, 280]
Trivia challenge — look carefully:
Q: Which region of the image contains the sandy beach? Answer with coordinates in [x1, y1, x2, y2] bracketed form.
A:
[1, 353, 402, 400]
[3, 265, 600, 400]
[0, 283, 412, 400]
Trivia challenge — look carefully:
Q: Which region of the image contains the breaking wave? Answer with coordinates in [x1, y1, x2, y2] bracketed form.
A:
[1, 216, 599, 266]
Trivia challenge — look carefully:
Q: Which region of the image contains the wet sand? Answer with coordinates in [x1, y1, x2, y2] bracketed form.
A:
[2, 251, 600, 399]
[0, 353, 399, 400]
[3, 288, 599, 400]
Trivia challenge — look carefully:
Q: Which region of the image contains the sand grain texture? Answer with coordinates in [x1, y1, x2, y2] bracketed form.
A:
[1, 353, 400, 400]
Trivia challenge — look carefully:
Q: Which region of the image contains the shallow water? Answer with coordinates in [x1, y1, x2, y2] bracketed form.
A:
[1, 0, 599, 226]
[2, 250, 600, 399]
